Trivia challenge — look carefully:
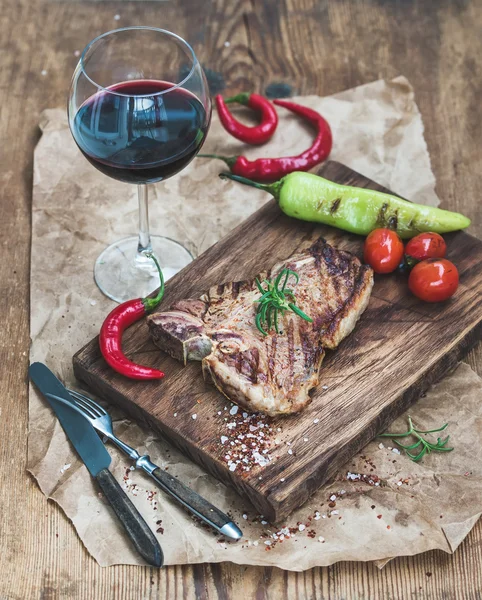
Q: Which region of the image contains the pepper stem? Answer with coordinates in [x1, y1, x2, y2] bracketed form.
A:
[197, 154, 239, 169]
[219, 172, 282, 200]
[142, 253, 165, 313]
[224, 92, 250, 105]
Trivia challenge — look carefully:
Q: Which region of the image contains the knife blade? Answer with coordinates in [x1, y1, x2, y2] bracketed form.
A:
[29, 362, 163, 567]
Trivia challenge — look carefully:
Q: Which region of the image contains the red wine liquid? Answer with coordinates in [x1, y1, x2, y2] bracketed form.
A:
[72, 80, 209, 184]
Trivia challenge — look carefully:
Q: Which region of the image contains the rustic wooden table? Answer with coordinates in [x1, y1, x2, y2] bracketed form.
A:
[1, 1, 481, 598]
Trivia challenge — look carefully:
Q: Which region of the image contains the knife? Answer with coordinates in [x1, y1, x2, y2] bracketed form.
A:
[29, 362, 163, 567]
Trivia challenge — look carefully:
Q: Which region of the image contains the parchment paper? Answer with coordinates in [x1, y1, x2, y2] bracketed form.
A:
[28, 76, 482, 569]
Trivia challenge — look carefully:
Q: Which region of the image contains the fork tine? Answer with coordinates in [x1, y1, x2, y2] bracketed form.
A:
[69, 393, 105, 418]
[74, 396, 102, 419]
[67, 394, 99, 419]
[67, 388, 107, 418]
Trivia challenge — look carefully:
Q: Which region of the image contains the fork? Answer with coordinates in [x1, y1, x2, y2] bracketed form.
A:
[61, 388, 243, 540]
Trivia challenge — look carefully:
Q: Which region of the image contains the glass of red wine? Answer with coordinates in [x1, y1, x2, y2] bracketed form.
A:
[68, 27, 211, 302]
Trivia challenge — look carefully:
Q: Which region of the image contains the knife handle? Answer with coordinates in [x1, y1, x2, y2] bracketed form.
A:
[96, 468, 163, 567]
[147, 465, 242, 540]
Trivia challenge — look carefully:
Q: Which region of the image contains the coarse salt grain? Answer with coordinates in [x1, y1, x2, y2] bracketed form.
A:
[224, 41, 230, 47]
[303, 437, 308, 442]
[192, 414, 197, 420]
[313, 418, 319, 424]
[60, 463, 71, 474]
[378, 442, 384, 449]
[230, 405, 239, 415]
[261, 520, 268, 525]
[397, 481, 403, 486]
[174, 413, 177, 417]
[264, 540, 271, 545]
[229, 463, 237, 472]
[331, 510, 339, 515]
[330, 494, 336, 501]
[288, 449, 293, 455]
[392, 448, 401, 455]
[253, 541, 259, 546]
[252, 451, 270, 467]
[318, 536, 325, 543]
[322, 385, 328, 390]
[242, 514, 248, 520]
[221, 436, 228, 444]
[74, 50, 80, 57]
[280, 478, 285, 482]
[89, 299, 96, 306]
[41, 70, 48, 76]
[114, 14, 120, 20]
[298, 524, 305, 531]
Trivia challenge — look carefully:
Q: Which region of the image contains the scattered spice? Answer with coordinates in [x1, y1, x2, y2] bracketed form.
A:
[60, 463, 71, 475]
[156, 518, 164, 535]
[216, 410, 274, 474]
[346, 471, 381, 486]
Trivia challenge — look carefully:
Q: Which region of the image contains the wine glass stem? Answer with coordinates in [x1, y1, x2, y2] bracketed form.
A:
[137, 184, 152, 256]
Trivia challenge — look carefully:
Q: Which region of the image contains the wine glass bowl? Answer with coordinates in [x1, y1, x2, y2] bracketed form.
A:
[68, 27, 211, 301]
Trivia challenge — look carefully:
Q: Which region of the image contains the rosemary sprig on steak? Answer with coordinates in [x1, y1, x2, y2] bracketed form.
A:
[254, 268, 313, 336]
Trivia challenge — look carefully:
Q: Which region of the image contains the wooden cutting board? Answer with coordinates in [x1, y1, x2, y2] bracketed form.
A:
[73, 161, 482, 523]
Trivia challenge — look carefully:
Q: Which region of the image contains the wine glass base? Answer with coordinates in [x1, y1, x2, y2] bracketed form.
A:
[94, 235, 193, 303]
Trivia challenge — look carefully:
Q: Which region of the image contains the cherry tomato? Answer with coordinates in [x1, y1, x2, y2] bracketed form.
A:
[364, 228, 404, 274]
[408, 259, 459, 303]
[405, 233, 447, 261]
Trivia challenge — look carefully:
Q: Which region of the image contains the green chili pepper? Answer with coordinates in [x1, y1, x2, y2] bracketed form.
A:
[220, 172, 470, 239]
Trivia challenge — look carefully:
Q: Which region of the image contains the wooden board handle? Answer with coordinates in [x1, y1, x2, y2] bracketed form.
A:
[96, 468, 163, 567]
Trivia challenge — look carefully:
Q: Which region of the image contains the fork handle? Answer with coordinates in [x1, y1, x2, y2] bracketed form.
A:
[137, 457, 242, 540]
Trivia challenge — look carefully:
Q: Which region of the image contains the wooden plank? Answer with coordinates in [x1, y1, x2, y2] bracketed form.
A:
[73, 160, 482, 522]
[2, 0, 482, 597]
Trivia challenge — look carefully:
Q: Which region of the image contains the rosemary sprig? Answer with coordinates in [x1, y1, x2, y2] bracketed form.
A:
[378, 416, 454, 462]
[254, 268, 313, 336]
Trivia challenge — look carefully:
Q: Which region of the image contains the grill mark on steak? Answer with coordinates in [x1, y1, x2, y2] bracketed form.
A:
[268, 336, 277, 383]
[211, 331, 243, 342]
[226, 347, 260, 384]
[309, 237, 326, 270]
[300, 329, 315, 369]
[287, 319, 295, 391]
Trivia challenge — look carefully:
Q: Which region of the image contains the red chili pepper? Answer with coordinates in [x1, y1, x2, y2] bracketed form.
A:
[99, 254, 165, 380]
[200, 99, 332, 183]
[215, 92, 278, 145]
